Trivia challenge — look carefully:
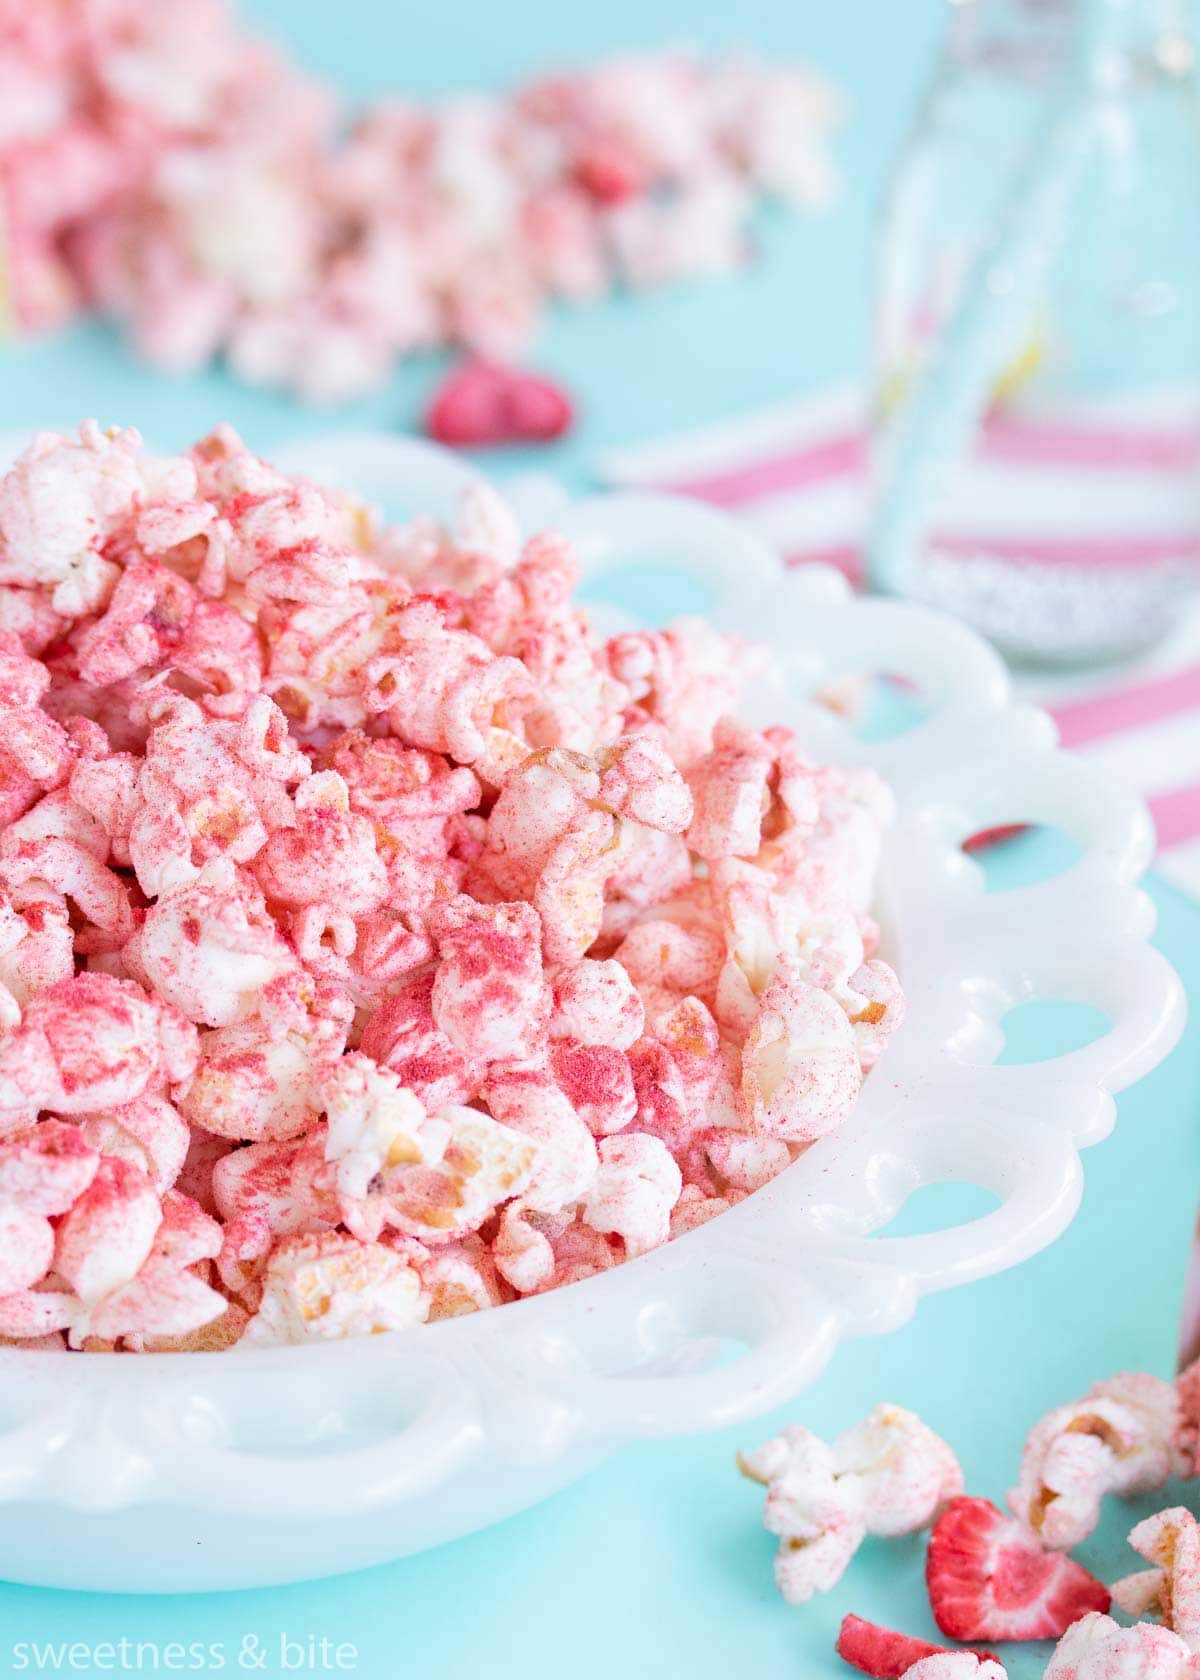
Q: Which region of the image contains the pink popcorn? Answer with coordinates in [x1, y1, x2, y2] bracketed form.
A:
[1112, 1508, 1200, 1650]
[0, 882, 74, 1016]
[79, 1094, 190, 1194]
[830, 1403, 964, 1538]
[241, 1232, 428, 1345]
[256, 772, 389, 915]
[1045, 1613, 1200, 1680]
[738, 1404, 962, 1604]
[550, 957, 644, 1049]
[0, 422, 899, 1349]
[429, 897, 551, 1061]
[359, 970, 485, 1111]
[582, 1132, 682, 1256]
[0, 971, 195, 1126]
[483, 1062, 598, 1216]
[84, 1189, 225, 1349]
[548, 1040, 637, 1136]
[212, 1129, 337, 1296]
[0, 1122, 99, 1293]
[738, 1425, 867, 1604]
[133, 860, 296, 1027]
[741, 958, 863, 1143]
[1009, 1373, 1185, 1550]
[177, 973, 350, 1142]
[1, 10, 840, 404]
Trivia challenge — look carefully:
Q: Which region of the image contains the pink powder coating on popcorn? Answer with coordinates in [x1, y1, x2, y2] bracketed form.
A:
[738, 1404, 961, 1604]
[0, 6, 842, 403]
[1008, 1372, 1186, 1551]
[1044, 1612, 1200, 1680]
[0, 421, 901, 1349]
[1112, 1507, 1200, 1652]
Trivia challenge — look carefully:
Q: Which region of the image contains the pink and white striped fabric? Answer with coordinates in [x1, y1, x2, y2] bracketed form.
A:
[600, 386, 1200, 899]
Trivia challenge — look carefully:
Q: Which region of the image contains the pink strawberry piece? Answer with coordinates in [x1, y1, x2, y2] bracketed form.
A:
[573, 137, 647, 206]
[926, 1496, 1110, 1643]
[836, 1615, 998, 1678]
[425, 359, 574, 448]
[962, 825, 1026, 853]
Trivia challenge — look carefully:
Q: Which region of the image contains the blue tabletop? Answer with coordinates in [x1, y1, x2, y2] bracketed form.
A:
[0, 4, 1196, 1677]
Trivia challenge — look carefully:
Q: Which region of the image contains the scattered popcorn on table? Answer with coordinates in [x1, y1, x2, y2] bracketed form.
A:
[925, 1496, 1109, 1643]
[1008, 1372, 1185, 1550]
[0, 3, 842, 403]
[0, 420, 902, 1350]
[738, 1404, 960, 1603]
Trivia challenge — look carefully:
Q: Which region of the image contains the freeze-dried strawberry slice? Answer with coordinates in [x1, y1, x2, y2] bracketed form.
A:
[926, 1497, 1109, 1643]
[836, 1615, 997, 1677]
[425, 359, 574, 447]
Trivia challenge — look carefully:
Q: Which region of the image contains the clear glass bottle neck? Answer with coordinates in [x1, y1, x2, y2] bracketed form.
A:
[947, 0, 1196, 76]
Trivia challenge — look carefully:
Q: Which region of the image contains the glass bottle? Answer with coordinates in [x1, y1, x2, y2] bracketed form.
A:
[871, 0, 1200, 665]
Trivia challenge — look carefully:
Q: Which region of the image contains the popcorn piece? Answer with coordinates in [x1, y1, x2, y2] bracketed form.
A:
[430, 897, 550, 1061]
[1112, 1508, 1200, 1650]
[1044, 1613, 1200, 1680]
[738, 1425, 866, 1605]
[833, 1403, 964, 1538]
[134, 861, 295, 1027]
[738, 1405, 960, 1604]
[85, 1189, 226, 1348]
[0, 972, 191, 1123]
[741, 959, 862, 1143]
[1008, 1372, 1185, 1550]
[549, 958, 644, 1049]
[926, 1496, 1110, 1643]
[0, 1122, 100, 1293]
[582, 1133, 682, 1257]
[240, 1232, 428, 1344]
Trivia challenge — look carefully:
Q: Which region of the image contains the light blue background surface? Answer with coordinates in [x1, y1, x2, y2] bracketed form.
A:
[0, 4, 1197, 1676]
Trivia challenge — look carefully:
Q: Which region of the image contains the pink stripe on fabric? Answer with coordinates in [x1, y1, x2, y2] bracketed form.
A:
[653, 415, 1198, 510]
[1148, 783, 1200, 850]
[1051, 663, 1200, 749]
[982, 414, 1200, 473]
[665, 432, 865, 506]
[933, 531, 1200, 569]
[782, 543, 864, 586]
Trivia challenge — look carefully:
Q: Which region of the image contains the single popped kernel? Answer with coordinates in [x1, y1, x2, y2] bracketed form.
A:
[740, 958, 862, 1142]
[240, 1231, 428, 1345]
[0, 422, 899, 1350]
[833, 1404, 964, 1538]
[1008, 1372, 1185, 1550]
[738, 1424, 865, 1604]
[1044, 1613, 1200, 1680]
[739, 1405, 959, 1604]
[582, 1132, 682, 1257]
[1112, 1507, 1200, 1650]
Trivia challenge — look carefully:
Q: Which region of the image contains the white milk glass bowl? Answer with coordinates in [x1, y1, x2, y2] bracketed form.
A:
[0, 435, 1182, 1592]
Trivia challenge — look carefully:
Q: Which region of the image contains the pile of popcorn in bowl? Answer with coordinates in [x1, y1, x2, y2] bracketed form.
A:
[0, 421, 904, 1353]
